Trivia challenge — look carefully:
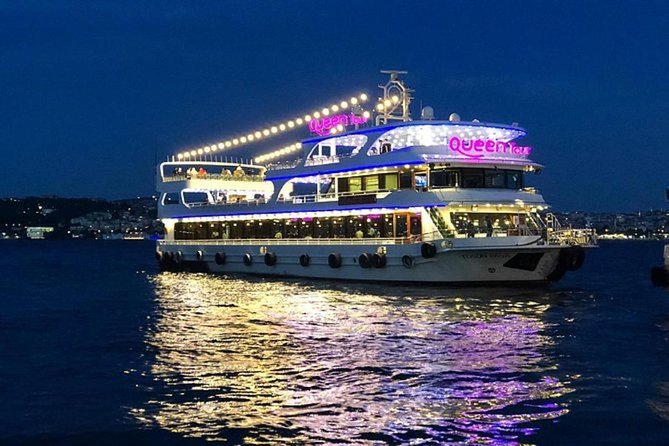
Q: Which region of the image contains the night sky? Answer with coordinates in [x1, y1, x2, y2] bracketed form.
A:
[1, 0, 667, 211]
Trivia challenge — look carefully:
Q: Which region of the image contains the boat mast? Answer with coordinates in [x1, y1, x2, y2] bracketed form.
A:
[375, 70, 413, 126]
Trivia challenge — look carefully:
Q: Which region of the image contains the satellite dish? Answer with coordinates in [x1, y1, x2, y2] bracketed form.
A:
[472, 118, 480, 123]
[448, 112, 461, 122]
[421, 106, 434, 120]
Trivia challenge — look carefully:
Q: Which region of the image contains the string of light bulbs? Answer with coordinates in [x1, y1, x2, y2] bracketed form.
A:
[253, 109, 373, 164]
[176, 93, 369, 160]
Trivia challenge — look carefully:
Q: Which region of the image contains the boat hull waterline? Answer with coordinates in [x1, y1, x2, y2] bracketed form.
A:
[156, 241, 583, 284]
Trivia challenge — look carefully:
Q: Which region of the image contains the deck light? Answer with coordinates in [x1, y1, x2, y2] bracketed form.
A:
[173, 91, 368, 159]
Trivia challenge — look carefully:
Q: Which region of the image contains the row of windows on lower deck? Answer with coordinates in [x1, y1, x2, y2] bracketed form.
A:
[334, 168, 524, 194]
[174, 214, 422, 240]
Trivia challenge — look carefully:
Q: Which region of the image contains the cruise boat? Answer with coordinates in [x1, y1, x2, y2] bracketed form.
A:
[155, 72, 596, 284]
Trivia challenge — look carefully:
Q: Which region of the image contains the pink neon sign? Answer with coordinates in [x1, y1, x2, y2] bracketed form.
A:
[448, 136, 532, 159]
[309, 113, 368, 136]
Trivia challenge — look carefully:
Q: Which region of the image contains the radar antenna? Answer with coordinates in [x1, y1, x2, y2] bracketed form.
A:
[375, 70, 413, 126]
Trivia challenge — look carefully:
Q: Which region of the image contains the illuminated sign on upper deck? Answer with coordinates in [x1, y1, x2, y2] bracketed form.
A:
[309, 113, 369, 136]
[448, 136, 532, 159]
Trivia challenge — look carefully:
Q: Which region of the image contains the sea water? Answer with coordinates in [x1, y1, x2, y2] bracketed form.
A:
[1, 240, 669, 445]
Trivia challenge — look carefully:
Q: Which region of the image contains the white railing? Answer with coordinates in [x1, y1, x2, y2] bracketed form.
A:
[182, 188, 396, 209]
[547, 228, 597, 246]
[159, 233, 431, 247]
[162, 173, 265, 183]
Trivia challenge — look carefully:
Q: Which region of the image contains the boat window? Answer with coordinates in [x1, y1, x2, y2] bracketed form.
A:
[380, 173, 398, 190]
[174, 213, 404, 240]
[182, 191, 211, 205]
[484, 170, 505, 188]
[305, 135, 368, 165]
[349, 177, 362, 193]
[428, 168, 523, 190]
[410, 215, 422, 236]
[506, 171, 523, 189]
[450, 212, 539, 236]
[415, 174, 427, 190]
[461, 170, 484, 188]
[395, 214, 408, 237]
[162, 193, 180, 205]
[337, 177, 349, 193]
[399, 172, 413, 189]
[364, 175, 379, 191]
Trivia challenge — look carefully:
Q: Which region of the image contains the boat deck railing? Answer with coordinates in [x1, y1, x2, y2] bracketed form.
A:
[547, 228, 597, 246]
[159, 233, 432, 247]
[163, 173, 265, 183]
[183, 189, 394, 208]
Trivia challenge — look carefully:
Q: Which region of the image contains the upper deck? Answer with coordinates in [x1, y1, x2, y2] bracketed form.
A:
[157, 161, 267, 192]
[265, 120, 541, 181]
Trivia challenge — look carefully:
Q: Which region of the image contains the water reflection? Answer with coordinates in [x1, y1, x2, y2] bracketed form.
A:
[131, 274, 573, 444]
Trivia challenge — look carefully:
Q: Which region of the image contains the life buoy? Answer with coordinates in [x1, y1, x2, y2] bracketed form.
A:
[174, 251, 183, 264]
[421, 242, 437, 259]
[402, 255, 414, 268]
[243, 253, 253, 266]
[196, 250, 204, 261]
[264, 252, 277, 266]
[165, 251, 174, 264]
[358, 253, 372, 269]
[155, 251, 163, 263]
[372, 253, 387, 268]
[299, 254, 310, 267]
[328, 253, 342, 268]
[215, 252, 226, 265]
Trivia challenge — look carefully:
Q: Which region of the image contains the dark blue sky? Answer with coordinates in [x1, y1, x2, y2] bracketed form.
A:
[1, 0, 667, 211]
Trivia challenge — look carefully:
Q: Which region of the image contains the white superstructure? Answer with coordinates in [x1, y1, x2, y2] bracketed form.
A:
[155, 72, 596, 284]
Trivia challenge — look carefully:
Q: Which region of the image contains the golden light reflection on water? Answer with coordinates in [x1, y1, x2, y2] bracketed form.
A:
[130, 273, 574, 444]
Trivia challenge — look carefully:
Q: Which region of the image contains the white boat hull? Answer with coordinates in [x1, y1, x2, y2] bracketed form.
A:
[156, 240, 579, 285]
